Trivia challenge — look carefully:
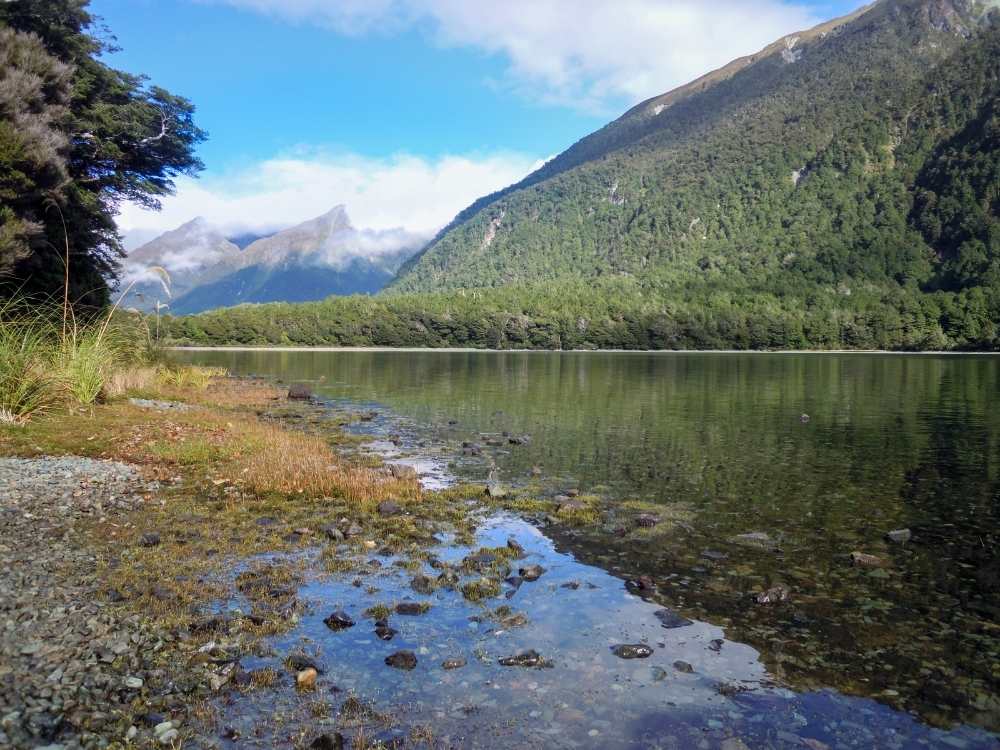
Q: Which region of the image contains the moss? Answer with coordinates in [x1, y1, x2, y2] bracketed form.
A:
[461, 578, 502, 602]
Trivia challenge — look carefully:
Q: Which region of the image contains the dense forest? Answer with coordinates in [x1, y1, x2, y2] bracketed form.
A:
[167, 0, 1000, 351]
[0, 0, 203, 307]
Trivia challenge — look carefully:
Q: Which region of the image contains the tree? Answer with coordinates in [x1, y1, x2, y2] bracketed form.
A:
[0, 0, 206, 307]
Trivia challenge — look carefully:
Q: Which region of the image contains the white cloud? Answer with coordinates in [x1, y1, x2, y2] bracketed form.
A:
[117, 149, 543, 250]
[209, 0, 826, 110]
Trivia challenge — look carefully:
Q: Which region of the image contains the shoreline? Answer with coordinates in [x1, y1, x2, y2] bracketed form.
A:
[170, 345, 1000, 355]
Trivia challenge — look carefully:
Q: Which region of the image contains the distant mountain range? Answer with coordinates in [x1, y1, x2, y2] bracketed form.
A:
[123, 206, 425, 314]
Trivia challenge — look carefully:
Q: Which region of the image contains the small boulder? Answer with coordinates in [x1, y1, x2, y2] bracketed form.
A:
[139, 532, 161, 548]
[654, 608, 693, 629]
[850, 551, 885, 567]
[611, 644, 653, 659]
[498, 649, 553, 668]
[519, 564, 545, 582]
[288, 384, 312, 400]
[387, 464, 418, 481]
[625, 576, 657, 596]
[673, 660, 694, 673]
[395, 601, 428, 616]
[754, 585, 790, 605]
[385, 650, 417, 670]
[311, 733, 345, 750]
[323, 610, 355, 631]
[635, 514, 660, 528]
[296, 667, 318, 690]
[484, 483, 509, 500]
[377, 501, 402, 517]
[885, 528, 912, 544]
[441, 657, 467, 670]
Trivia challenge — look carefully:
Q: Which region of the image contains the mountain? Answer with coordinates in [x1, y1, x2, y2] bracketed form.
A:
[124, 207, 424, 314]
[123, 218, 240, 308]
[390, 0, 1000, 331]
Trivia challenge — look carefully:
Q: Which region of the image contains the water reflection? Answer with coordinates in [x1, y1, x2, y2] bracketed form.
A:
[175, 350, 1000, 734]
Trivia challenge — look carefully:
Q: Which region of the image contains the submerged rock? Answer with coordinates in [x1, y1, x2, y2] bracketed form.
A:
[754, 585, 790, 605]
[385, 650, 417, 670]
[625, 576, 657, 596]
[519, 564, 545, 582]
[611, 644, 654, 659]
[731, 532, 782, 552]
[323, 610, 355, 631]
[395, 601, 429, 616]
[673, 660, 694, 673]
[310, 733, 345, 750]
[850, 551, 886, 567]
[506, 537, 525, 557]
[885, 528, 912, 544]
[286, 653, 324, 673]
[374, 622, 397, 641]
[410, 574, 435, 595]
[441, 657, 467, 670]
[498, 649, 553, 668]
[654, 608, 693, 629]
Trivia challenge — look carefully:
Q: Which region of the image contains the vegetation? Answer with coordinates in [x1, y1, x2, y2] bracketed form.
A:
[0, 0, 204, 307]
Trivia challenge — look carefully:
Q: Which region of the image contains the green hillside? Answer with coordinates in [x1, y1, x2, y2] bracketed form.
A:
[168, 0, 1000, 351]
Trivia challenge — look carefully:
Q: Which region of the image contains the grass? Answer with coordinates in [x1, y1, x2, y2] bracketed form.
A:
[0, 320, 59, 424]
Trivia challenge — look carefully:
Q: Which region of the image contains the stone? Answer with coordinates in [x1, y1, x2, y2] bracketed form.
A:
[635, 514, 659, 528]
[322, 525, 345, 542]
[286, 653, 323, 673]
[625, 576, 657, 596]
[673, 660, 694, 673]
[886, 528, 912, 543]
[395, 602, 428, 616]
[654, 608, 693, 629]
[123, 676, 143, 689]
[323, 610, 355, 631]
[139, 532, 161, 547]
[387, 464, 418, 481]
[850, 551, 886, 567]
[377, 501, 402, 517]
[484, 483, 509, 500]
[611, 644, 654, 659]
[410, 574, 435, 594]
[311, 733, 346, 750]
[730, 532, 782, 552]
[385, 650, 417, 670]
[374, 622, 397, 641]
[709, 639, 724, 652]
[506, 537, 525, 557]
[441, 657, 467, 670]
[296, 668, 318, 690]
[498, 649, 553, 668]
[287, 384, 312, 400]
[754, 585, 790, 605]
[519, 564, 545, 582]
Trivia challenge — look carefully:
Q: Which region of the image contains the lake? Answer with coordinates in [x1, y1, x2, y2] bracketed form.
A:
[174, 349, 1000, 746]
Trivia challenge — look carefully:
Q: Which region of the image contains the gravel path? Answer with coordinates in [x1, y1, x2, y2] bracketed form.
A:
[0, 458, 165, 749]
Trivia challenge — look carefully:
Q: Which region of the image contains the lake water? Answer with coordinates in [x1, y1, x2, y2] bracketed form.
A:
[174, 349, 1000, 747]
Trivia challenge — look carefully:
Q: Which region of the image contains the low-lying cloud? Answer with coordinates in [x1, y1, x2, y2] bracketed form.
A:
[209, 0, 825, 111]
[118, 149, 543, 251]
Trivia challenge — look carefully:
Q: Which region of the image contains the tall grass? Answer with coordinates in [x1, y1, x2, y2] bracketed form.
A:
[0, 320, 59, 424]
[0, 297, 213, 423]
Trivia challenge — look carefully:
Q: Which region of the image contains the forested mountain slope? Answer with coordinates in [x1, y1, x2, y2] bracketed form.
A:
[391, 0, 999, 316]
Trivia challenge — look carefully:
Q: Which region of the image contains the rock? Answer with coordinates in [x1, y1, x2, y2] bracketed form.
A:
[730, 532, 782, 552]
[296, 667, 318, 690]
[508, 435, 530, 445]
[323, 610, 355, 631]
[436, 569, 460, 588]
[721, 738, 752, 750]
[611, 644, 654, 659]
[561, 581, 581, 590]
[498, 649, 553, 668]
[850, 551, 886, 567]
[124, 676, 144, 689]
[651, 666, 668, 681]
[374, 622, 398, 641]
[441, 657, 467, 670]
[625, 576, 657, 596]
[565, 489, 580, 497]
[385, 650, 417, 670]
[462, 442, 483, 456]
[673, 660, 694, 673]
[506, 537, 525, 557]
[484, 483, 509, 500]
[288, 384, 312, 400]
[377, 501, 402, 517]
[654, 608, 693, 629]
[635, 514, 659, 528]
[709, 639, 724, 652]
[501, 613, 528, 628]
[387, 464, 418, 480]
[139, 532, 161, 547]
[885, 528, 912, 544]
[531, 466, 543, 476]
[311, 733, 346, 750]
[518, 564, 545, 582]
[410, 574, 435, 594]
[345, 523, 363, 538]
[701, 550, 728, 561]
[322, 525, 345, 542]
[286, 653, 323, 673]
[395, 601, 428, 616]
[754, 585, 790, 605]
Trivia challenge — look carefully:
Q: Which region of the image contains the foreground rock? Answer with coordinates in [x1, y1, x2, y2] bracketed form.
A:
[385, 650, 418, 670]
[498, 649, 553, 668]
[612, 644, 654, 659]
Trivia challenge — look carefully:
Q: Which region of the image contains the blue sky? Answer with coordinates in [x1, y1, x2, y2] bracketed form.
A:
[97, 0, 866, 246]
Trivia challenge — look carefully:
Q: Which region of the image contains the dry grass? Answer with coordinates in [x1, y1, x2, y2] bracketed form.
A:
[104, 365, 162, 398]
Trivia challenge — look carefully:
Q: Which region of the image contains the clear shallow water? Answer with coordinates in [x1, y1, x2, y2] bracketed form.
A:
[175, 350, 1000, 744]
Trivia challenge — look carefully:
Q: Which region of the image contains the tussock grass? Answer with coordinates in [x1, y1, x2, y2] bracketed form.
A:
[0, 320, 60, 424]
